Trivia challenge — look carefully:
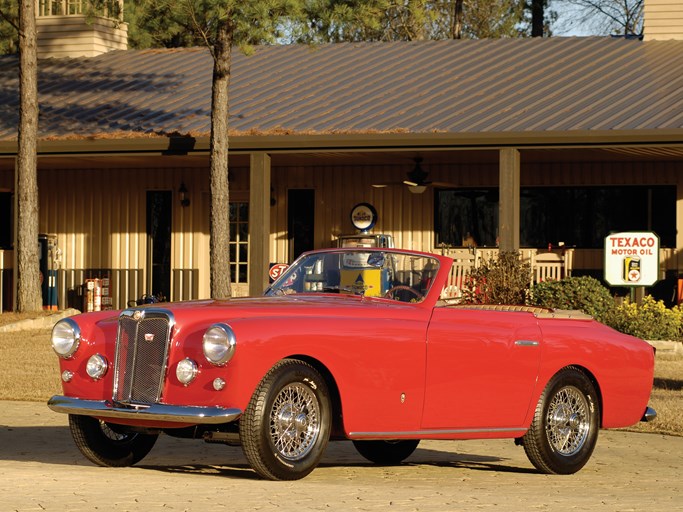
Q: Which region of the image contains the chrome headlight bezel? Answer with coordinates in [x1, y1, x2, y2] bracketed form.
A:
[202, 323, 236, 366]
[51, 318, 81, 359]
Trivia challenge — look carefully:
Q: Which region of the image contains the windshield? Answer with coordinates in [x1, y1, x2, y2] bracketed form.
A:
[266, 250, 440, 303]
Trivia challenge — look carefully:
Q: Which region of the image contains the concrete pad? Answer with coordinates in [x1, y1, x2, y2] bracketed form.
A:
[1, 400, 682, 511]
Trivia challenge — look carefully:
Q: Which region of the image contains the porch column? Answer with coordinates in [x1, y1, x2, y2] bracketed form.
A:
[248, 152, 271, 296]
[498, 148, 520, 251]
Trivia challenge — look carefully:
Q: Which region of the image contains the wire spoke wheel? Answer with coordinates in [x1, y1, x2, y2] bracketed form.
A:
[521, 368, 599, 475]
[270, 382, 321, 461]
[545, 386, 590, 456]
[240, 359, 331, 480]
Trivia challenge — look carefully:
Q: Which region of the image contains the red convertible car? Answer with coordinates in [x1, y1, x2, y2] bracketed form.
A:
[48, 248, 656, 480]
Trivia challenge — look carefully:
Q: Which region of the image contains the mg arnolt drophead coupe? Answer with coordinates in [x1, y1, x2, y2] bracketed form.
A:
[48, 248, 656, 480]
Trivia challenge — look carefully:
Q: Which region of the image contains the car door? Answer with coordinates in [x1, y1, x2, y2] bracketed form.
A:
[421, 307, 542, 430]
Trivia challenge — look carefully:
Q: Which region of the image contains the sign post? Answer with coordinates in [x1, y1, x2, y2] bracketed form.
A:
[604, 232, 660, 300]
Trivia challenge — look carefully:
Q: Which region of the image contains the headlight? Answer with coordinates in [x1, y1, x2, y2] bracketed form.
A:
[86, 354, 108, 380]
[202, 323, 236, 366]
[51, 319, 81, 359]
[176, 358, 198, 385]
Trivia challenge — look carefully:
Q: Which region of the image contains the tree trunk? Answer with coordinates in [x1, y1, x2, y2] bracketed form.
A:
[453, 0, 463, 39]
[531, 0, 545, 37]
[209, 19, 233, 299]
[16, 0, 41, 312]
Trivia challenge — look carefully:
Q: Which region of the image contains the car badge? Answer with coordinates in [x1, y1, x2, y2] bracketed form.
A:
[133, 310, 142, 321]
[145, 333, 155, 342]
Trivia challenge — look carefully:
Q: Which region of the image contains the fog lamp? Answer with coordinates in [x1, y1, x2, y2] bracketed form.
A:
[86, 354, 108, 380]
[176, 358, 198, 385]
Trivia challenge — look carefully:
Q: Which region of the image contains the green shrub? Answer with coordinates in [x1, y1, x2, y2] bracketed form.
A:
[529, 275, 615, 323]
[462, 251, 531, 305]
[607, 296, 683, 341]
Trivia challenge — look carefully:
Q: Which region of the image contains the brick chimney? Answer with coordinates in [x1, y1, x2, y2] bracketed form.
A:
[644, 0, 683, 40]
[36, 0, 128, 58]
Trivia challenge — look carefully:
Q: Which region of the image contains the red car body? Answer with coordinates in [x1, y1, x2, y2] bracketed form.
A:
[48, 248, 655, 480]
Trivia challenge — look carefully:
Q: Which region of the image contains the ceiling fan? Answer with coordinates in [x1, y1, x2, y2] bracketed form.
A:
[372, 157, 455, 194]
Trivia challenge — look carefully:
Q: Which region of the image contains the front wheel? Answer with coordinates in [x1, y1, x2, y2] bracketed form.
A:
[68, 414, 158, 467]
[239, 359, 332, 480]
[353, 439, 420, 465]
[521, 368, 600, 475]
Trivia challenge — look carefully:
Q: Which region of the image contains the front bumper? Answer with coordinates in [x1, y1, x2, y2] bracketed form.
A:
[48, 395, 242, 425]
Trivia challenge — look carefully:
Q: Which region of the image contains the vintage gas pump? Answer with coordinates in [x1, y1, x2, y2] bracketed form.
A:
[337, 203, 393, 296]
[336, 203, 394, 249]
[38, 234, 60, 310]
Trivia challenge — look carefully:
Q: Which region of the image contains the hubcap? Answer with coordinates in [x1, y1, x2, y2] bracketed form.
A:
[545, 386, 591, 456]
[269, 383, 320, 461]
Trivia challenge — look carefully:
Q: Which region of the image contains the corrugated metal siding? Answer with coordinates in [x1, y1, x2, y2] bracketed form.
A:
[37, 165, 217, 305]
[1, 157, 681, 305]
[268, 159, 683, 262]
[270, 162, 683, 258]
[0, 38, 682, 142]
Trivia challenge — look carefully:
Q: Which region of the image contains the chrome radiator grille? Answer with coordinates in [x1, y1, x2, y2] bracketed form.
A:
[113, 309, 173, 404]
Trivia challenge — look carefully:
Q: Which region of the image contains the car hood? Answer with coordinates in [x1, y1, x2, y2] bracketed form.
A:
[107, 294, 423, 324]
[79, 294, 429, 338]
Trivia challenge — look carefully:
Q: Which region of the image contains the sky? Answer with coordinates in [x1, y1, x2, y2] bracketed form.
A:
[551, 2, 598, 37]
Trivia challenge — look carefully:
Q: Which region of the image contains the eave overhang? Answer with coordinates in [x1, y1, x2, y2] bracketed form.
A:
[0, 129, 682, 159]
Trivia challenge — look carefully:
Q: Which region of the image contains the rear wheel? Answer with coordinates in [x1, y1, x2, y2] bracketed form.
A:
[353, 439, 420, 465]
[521, 368, 600, 474]
[68, 414, 158, 467]
[240, 359, 332, 480]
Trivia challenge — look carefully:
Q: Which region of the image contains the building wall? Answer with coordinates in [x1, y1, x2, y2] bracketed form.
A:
[270, 159, 683, 272]
[2, 157, 683, 309]
[37, 166, 214, 308]
[644, 0, 683, 41]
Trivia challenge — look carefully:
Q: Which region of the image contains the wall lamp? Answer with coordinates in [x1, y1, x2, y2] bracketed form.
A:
[179, 182, 190, 207]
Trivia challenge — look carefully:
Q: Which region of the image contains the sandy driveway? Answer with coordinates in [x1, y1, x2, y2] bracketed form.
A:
[1, 400, 682, 511]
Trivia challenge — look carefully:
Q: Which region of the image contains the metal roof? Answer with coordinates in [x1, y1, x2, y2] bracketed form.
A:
[0, 37, 682, 145]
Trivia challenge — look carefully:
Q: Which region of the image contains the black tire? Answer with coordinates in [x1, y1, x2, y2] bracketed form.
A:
[239, 359, 332, 480]
[68, 414, 158, 467]
[353, 440, 420, 465]
[521, 367, 600, 475]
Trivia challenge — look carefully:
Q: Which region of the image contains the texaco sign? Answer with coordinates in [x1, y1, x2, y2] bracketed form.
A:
[604, 232, 660, 287]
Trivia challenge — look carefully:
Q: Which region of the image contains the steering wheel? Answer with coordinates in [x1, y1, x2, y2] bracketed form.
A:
[384, 285, 423, 301]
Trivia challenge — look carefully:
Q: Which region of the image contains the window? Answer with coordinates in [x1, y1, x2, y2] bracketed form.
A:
[230, 202, 249, 283]
[435, 186, 676, 249]
[435, 189, 499, 248]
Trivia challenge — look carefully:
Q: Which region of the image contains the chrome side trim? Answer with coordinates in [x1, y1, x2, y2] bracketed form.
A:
[514, 340, 539, 347]
[48, 395, 241, 425]
[641, 406, 657, 422]
[349, 427, 525, 438]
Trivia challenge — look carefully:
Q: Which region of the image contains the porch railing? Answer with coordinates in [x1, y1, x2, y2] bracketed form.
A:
[439, 247, 575, 300]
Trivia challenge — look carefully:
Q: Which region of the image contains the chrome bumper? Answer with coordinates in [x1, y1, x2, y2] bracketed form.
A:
[641, 406, 657, 422]
[48, 396, 242, 425]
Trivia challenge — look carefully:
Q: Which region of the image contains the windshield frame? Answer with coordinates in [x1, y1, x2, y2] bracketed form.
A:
[265, 248, 450, 305]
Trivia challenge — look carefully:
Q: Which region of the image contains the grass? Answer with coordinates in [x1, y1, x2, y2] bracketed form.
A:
[0, 312, 62, 400]
[0, 311, 53, 327]
[0, 314, 681, 436]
